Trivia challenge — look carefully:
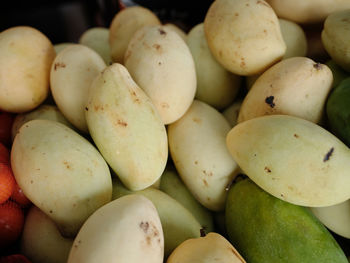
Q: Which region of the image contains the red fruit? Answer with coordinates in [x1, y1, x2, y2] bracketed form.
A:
[0, 200, 25, 248]
[0, 111, 14, 147]
[11, 182, 31, 207]
[0, 143, 9, 165]
[0, 254, 31, 263]
[0, 164, 15, 204]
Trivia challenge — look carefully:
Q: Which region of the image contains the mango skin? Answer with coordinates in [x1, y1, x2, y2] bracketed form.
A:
[225, 178, 348, 263]
[326, 78, 350, 147]
[226, 114, 350, 207]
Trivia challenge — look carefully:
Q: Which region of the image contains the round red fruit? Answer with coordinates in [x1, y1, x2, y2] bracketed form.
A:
[0, 163, 15, 204]
[11, 182, 31, 207]
[0, 200, 25, 248]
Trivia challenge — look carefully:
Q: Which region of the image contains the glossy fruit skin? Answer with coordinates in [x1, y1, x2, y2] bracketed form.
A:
[326, 77, 350, 147]
[10, 182, 31, 208]
[0, 200, 25, 248]
[0, 111, 14, 147]
[225, 178, 348, 263]
[0, 164, 15, 204]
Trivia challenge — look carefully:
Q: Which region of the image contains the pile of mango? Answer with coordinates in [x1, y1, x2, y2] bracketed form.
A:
[1, 0, 350, 262]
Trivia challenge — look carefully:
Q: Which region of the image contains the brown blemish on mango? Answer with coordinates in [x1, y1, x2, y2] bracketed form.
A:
[54, 62, 66, 70]
[117, 119, 128, 127]
[203, 179, 209, 187]
[264, 166, 271, 173]
[192, 117, 201, 123]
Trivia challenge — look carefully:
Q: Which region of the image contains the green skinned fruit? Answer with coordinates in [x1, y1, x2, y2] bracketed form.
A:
[325, 60, 349, 89]
[112, 178, 202, 257]
[225, 178, 348, 263]
[327, 78, 350, 147]
[159, 168, 214, 233]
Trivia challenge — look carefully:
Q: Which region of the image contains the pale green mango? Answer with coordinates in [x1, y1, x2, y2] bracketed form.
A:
[159, 168, 214, 233]
[68, 195, 164, 263]
[226, 114, 350, 207]
[11, 119, 112, 237]
[85, 63, 168, 191]
[112, 178, 202, 257]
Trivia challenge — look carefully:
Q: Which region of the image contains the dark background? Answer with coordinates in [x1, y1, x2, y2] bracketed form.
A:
[0, 0, 214, 44]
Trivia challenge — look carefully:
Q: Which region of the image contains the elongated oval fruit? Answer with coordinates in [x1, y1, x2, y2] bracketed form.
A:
[186, 23, 241, 110]
[225, 178, 348, 263]
[322, 9, 350, 73]
[109, 6, 161, 63]
[226, 115, 350, 207]
[112, 178, 202, 257]
[124, 25, 196, 124]
[237, 57, 333, 124]
[204, 0, 286, 76]
[168, 100, 239, 211]
[79, 27, 112, 65]
[68, 194, 164, 263]
[279, 19, 307, 59]
[0, 26, 55, 113]
[167, 232, 245, 263]
[21, 206, 73, 263]
[85, 63, 168, 191]
[11, 119, 112, 237]
[310, 200, 350, 239]
[50, 44, 106, 133]
[266, 0, 350, 24]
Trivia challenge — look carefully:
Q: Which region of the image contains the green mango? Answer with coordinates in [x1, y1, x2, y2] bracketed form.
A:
[327, 77, 350, 147]
[325, 60, 349, 89]
[159, 168, 214, 233]
[225, 178, 348, 263]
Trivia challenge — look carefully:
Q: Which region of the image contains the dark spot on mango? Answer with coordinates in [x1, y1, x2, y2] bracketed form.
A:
[313, 63, 322, 70]
[265, 96, 275, 108]
[192, 117, 201, 123]
[200, 228, 206, 237]
[264, 166, 271, 173]
[323, 147, 334, 162]
[158, 28, 166, 35]
[85, 107, 88, 111]
[203, 179, 209, 187]
[54, 62, 66, 70]
[140, 221, 149, 233]
[153, 44, 161, 51]
[117, 119, 128, 127]
[294, 133, 299, 138]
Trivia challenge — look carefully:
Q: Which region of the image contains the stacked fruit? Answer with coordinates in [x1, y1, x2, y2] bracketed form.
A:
[1, 0, 350, 262]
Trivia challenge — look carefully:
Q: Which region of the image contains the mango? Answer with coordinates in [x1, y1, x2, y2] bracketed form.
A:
[112, 178, 202, 257]
[109, 6, 161, 63]
[226, 114, 350, 207]
[168, 100, 239, 211]
[225, 178, 348, 263]
[21, 206, 73, 263]
[327, 78, 350, 147]
[0, 26, 55, 113]
[237, 57, 333, 124]
[85, 63, 168, 191]
[50, 44, 106, 133]
[204, 0, 286, 76]
[159, 168, 214, 233]
[68, 194, 164, 263]
[11, 119, 112, 237]
[124, 25, 196, 124]
[167, 232, 245, 263]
